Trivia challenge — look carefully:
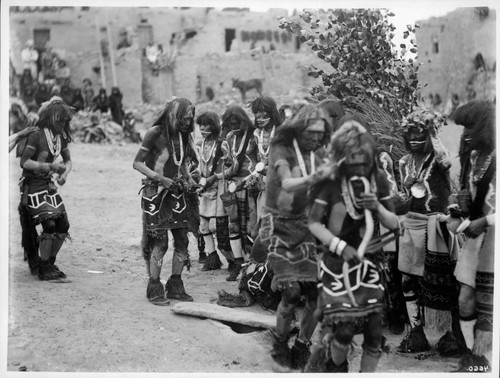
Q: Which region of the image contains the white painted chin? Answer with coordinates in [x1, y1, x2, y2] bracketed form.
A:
[409, 141, 426, 146]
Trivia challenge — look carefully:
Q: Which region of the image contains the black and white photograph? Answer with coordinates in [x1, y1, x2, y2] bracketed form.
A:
[1, 0, 498, 376]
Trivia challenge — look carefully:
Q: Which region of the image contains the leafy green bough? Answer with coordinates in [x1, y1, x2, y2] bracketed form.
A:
[279, 8, 425, 162]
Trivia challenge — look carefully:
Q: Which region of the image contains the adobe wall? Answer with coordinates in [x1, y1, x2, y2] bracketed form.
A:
[9, 7, 302, 107]
[416, 7, 496, 104]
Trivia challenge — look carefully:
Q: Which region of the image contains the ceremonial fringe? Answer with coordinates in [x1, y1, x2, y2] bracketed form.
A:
[424, 308, 452, 334]
[473, 329, 492, 358]
[147, 278, 165, 299]
[217, 290, 253, 308]
[202, 251, 222, 270]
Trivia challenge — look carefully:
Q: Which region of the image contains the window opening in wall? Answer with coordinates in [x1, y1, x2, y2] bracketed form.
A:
[440, 24, 445, 32]
[474, 53, 487, 71]
[185, 30, 197, 40]
[33, 28, 50, 50]
[225, 28, 236, 52]
[432, 36, 439, 53]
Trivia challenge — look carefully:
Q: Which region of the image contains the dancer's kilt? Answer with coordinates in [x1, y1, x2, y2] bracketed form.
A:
[318, 252, 386, 323]
[141, 180, 197, 238]
[265, 212, 318, 286]
[20, 176, 66, 224]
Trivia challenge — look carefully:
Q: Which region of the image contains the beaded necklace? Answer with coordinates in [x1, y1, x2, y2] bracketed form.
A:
[44, 128, 61, 158]
[292, 138, 315, 177]
[232, 128, 248, 158]
[200, 138, 217, 164]
[171, 133, 184, 167]
[257, 125, 275, 157]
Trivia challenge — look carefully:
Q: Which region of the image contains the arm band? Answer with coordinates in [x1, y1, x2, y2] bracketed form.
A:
[329, 236, 347, 256]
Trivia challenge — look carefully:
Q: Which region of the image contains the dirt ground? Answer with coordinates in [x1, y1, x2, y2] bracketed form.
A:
[7, 141, 468, 374]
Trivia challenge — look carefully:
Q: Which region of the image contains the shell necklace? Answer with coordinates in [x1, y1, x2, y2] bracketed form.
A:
[171, 133, 184, 167]
[292, 138, 315, 177]
[201, 138, 217, 164]
[44, 128, 61, 158]
[257, 125, 275, 157]
[232, 128, 248, 157]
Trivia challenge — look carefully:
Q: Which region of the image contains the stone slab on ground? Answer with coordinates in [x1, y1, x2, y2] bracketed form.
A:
[172, 302, 276, 329]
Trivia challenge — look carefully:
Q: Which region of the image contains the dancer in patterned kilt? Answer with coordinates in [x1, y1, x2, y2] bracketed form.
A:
[133, 98, 198, 305]
[450, 101, 495, 371]
[249, 96, 282, 239]
[396, 108, 465, 356]
[18, 96, 74, 281]
[220, 105, 258, 280]
[265, 105, 331, 371]
[306, 114, 399, 372]
[195, 111, 234, 272]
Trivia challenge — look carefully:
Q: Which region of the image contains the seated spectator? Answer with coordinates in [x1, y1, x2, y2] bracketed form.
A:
[93, 88, 109, 113]
[70, 88, 85, 112]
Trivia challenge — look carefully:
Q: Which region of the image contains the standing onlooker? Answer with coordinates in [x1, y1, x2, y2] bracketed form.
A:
[82, 78, 94, 112]
[108, 87, 125, 125]
[451, 101, 495, 371]
[55, 59, 71, 87]
[40, 44, 57, 82]
[20, 69, 35, 98]
[21, 39, 39, 81]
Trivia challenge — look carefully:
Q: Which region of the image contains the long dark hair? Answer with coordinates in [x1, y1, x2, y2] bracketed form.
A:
[454, 100, 495, 192]
[222, 105, 254, 167]
[37, 97, 75, 142]
[454, 100, 495, 151]
[272, 104, 330, 148]
[221, 105, 254, 134]
[152, 98, 195, 160]
[319, 98, 345, 133]
[250, 96, 282, 128]
[196, 111, 221, 139]
[154, 97, 195, 139]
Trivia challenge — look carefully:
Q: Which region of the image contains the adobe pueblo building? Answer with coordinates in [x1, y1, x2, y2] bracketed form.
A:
[9, 6, 326, 107]
[415, 7, 496, 108]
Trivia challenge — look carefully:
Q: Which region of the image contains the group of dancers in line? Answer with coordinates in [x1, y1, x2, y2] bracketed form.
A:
[15, 92, 495, 372]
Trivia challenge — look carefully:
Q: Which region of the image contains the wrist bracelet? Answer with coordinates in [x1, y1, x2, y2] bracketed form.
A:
[329, 236, 347, 256]
[329, 236, 340, 253]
